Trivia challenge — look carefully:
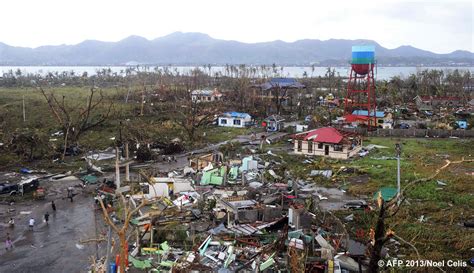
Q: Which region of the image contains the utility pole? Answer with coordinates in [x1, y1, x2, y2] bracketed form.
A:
[115, 147, 121, 188]
[105, 225, 112, 273]
[395, 143, 401, 200]
[22, 95, 26, 122]
[125, 142, 130, 182]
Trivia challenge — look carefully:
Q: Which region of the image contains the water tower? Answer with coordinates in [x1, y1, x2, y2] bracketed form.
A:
[344, 45, 377, 129]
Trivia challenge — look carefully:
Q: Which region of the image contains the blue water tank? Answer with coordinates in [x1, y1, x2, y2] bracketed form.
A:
[351, 45, 375, 64]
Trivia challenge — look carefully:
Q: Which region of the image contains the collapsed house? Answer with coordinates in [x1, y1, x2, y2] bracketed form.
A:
[133, 177, 195, 199]
[96, 134, 375, 273]
[414, 95, 462, 109]
[189, 152, 224, 171]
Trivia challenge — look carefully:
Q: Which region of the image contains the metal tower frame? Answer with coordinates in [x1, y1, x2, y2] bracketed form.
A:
[344, 63, 377, 129]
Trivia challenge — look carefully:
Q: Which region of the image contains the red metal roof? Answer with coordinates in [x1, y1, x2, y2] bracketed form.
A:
[343, 114, 369, 123]
[293, 127, 358, 144]
[292, 127, 359, 144]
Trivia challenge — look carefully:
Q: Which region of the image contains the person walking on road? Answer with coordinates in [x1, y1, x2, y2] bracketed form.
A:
[5, 233, 13, 250]
[28, 218, 35, 230]
[51, 200, 56, 212]
[8, 218, 14, 228]
[44, 212, 50, 225]
[67, 187, 74, 202]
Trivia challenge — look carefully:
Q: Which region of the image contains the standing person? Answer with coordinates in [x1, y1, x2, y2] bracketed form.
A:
[28, 218, 35, 230]
[67, 187, 74, 202]
[44, 212, 50, 225]
[51, 200, 56, 212]
[5, 233, 13, 250]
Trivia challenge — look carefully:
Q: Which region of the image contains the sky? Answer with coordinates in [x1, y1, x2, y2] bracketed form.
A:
[0, 0, 472, 53]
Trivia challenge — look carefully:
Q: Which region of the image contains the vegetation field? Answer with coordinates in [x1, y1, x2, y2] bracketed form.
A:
[270, 137, 474, 260]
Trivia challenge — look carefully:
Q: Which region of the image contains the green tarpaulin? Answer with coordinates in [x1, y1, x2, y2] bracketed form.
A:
[81, 174, 98, 184]
[129, 255, 152, 269]
[201, 168, 224, 186]
[159, 261, 174, 268]
[160, 241, 170, 252]
[259, 252, 276, 271]
[374, 187, 397, 201]
[229, 166, 239, 180]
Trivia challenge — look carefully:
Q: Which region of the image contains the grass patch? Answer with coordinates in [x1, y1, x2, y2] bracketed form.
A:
[278, 136, 474, 260]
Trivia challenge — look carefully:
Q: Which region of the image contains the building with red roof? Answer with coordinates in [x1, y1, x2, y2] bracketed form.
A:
[292, 127, 362, 159]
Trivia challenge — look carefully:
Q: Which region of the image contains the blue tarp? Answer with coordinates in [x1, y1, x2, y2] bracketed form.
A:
[20, 168, 32, 174]
[456, 120, 467, 129]
[222, 112, 251, 119]
[352, 110, 385, 118]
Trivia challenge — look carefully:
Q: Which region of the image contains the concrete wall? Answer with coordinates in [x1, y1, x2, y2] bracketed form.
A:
[192, 94, 220, 102]
[235, 207, 283, 223]
[344, 128, 474, 138]
[293, 140, 362, 159]
[237, 210, 259, 223]
[218, 117, 251, 128]
[262, 207, 283, 221]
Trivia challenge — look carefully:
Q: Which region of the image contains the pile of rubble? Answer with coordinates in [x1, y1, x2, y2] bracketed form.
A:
[102, 149, 375, 272]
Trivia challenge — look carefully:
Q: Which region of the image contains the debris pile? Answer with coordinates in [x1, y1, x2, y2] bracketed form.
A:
[98, 147, 383, 272]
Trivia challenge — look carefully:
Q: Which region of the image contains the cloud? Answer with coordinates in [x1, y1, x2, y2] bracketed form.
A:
[0, 0, 471, 53]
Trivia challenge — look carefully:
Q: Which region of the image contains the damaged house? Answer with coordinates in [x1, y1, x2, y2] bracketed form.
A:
[292, 127, 362, 159]
[345, 110, 393, 129]
[263, 115, 285, 132]
[414, 95, 462, 110]
[191, 89, 223, 103]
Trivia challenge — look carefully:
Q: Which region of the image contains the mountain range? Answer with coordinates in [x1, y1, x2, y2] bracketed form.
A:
[0, 32, 472, 66]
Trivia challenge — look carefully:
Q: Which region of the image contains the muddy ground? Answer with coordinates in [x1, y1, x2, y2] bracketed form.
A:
[0, 178, 106, 273]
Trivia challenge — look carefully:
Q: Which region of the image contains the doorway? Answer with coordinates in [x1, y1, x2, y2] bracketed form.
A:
[325, 145, 329, 156]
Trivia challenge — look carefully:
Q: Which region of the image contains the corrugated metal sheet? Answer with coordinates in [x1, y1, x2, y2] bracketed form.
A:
[227, 224, 262, 235]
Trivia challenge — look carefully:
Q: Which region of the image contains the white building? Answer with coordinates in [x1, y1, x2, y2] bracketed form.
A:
[191, 89, 222, 102]
[133, 177, 195, 199]
[218, 112, 253, 128]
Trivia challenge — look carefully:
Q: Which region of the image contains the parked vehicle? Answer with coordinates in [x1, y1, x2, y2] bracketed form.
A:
[0, 183, 20, 195]
[399, 123, 410, 129]
[0, 177, 39, 196]
[343, 200, 368, 210]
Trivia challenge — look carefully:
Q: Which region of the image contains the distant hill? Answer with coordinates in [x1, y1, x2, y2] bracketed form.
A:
[0, 32, 472, 66]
